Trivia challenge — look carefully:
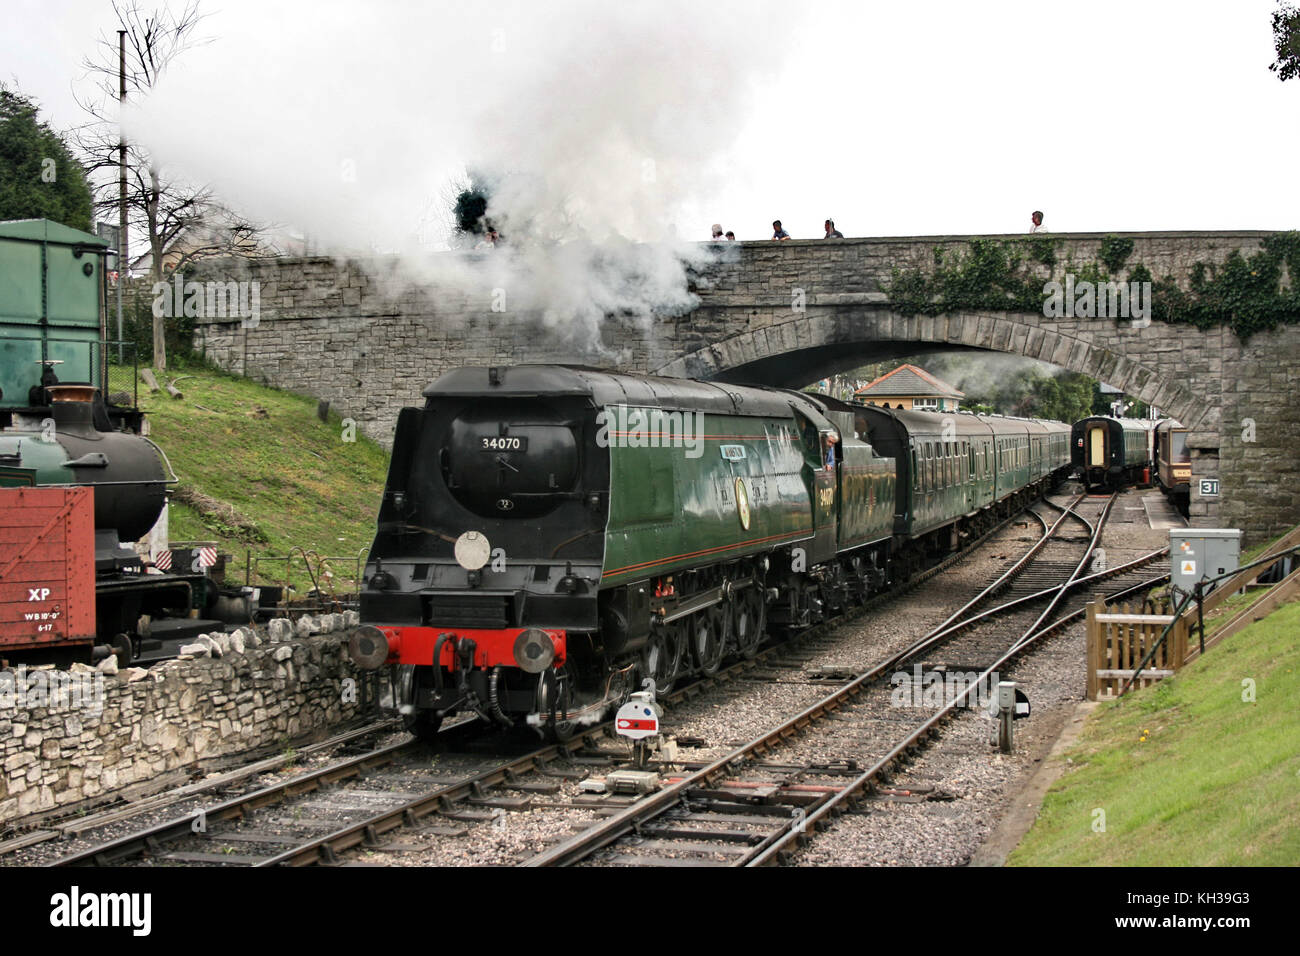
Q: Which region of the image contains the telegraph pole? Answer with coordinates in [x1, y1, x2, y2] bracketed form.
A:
[117, 30, 127, 362]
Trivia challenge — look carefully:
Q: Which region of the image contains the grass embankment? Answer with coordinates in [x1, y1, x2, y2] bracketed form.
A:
[137, 364, 389, 592]
[1009, 599, 1300, 866]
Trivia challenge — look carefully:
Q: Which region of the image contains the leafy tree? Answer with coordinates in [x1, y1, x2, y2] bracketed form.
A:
[1271, 2, 1300, 81]
[1030, 371, 1095, 423]
[1090, 384, 1150, 419]
[0, 85, 94, 231]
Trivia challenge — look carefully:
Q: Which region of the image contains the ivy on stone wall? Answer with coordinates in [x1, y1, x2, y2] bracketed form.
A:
[1097, 236, 1135, 273]
[886, 231, 1300, 341]
[887, 238, 1049, 316]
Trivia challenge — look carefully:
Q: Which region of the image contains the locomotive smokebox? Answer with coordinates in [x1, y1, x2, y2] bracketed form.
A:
[4, 382, 170, 541]
[445, 402, 578, 519]
[34, 385, 169, 542]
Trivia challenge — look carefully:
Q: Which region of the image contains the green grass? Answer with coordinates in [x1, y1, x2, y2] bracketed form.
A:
[138, 363, 389, 592]
[1008, 599, 1300, 866]
[1242, 530, 1290, 566]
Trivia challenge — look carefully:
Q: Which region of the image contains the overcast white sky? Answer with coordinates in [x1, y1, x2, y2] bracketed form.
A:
[4, 0, 1298, 244]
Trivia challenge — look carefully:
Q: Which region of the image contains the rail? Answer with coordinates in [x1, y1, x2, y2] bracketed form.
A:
[523, 493, 1141, 867]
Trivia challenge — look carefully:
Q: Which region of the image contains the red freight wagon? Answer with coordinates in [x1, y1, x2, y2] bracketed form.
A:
[0, 487, 96, 655]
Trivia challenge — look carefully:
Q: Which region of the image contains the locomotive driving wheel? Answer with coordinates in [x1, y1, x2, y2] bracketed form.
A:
[644, 624, 686, 693]
[849, 557, 872, 605]
[692, 606, 729, 676]
[732, 587, 765, 659]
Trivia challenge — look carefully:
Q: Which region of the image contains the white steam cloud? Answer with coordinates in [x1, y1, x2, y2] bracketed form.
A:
[123, 0, 809, 356]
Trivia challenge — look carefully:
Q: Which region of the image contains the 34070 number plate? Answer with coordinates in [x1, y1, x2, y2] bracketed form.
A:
[480, 436, 528, 452]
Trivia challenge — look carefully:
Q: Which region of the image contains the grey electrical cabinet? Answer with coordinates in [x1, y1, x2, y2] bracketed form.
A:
[1170, 529, 1241, 593]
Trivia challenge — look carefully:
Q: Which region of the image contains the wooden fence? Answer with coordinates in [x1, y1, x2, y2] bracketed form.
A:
[1086, 601, 1188, 701]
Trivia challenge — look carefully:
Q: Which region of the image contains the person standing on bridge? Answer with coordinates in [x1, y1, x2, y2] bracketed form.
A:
[771, 220, 791, 240]
[1030, 210, 1047, 233]
[824, 219, 843, 239]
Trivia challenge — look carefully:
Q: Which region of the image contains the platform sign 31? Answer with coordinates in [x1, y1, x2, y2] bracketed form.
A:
[1199, 478, 1220, 498]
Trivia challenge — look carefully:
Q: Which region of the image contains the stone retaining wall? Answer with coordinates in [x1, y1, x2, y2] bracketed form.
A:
[0, 618, 369, 827]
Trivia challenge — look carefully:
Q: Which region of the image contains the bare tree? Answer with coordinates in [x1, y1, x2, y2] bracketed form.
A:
[73, 0, 270, 370]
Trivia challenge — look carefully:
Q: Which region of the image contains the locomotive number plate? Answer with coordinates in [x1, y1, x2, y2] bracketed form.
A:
[480, 436, 528, 452]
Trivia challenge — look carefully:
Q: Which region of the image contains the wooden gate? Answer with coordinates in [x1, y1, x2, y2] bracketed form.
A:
[1086, 601, 1188, 700]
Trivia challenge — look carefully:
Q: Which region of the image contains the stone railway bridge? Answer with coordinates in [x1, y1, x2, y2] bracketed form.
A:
[192, 231, 1299, 541]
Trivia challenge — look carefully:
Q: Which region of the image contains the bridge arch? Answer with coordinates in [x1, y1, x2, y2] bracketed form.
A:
[651, 308, 1205, 429]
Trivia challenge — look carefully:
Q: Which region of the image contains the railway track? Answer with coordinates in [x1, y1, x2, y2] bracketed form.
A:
[516, 492, 1168, 867]
[50, 487, 1152, 868]
[0, 717, 407, 859]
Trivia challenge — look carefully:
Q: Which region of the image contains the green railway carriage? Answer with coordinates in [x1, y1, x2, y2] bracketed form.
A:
[1035, 419, 1072, 481]
[830, 403, 1068, 551]
[987, 417, 1071, 498]
[993, 423, 1030, 499]
[1071, 416, 1154, 488]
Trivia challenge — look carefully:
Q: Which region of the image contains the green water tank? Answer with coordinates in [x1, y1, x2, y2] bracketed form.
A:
[0, 219, 109, 409]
